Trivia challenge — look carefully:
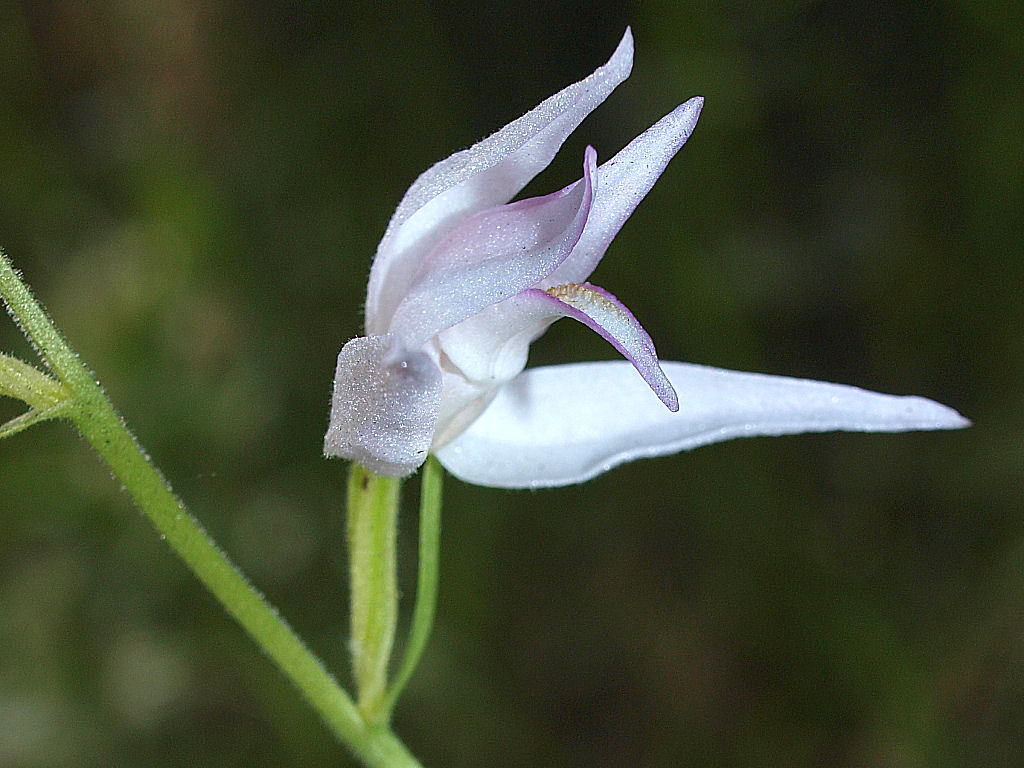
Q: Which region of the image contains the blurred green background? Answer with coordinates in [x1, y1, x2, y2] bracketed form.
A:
[0, 1, 1019, 766]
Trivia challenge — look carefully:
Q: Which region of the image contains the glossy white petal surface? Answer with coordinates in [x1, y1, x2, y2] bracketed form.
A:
[435, 361, 970, 488]
[366, 30, 634, 333]
[543, 97, 704, 286]
[388, 149, 596, 348]
[324, 335, 443, 476]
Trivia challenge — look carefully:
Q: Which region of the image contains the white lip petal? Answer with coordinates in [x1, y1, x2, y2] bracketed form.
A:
[434, 361, 970, 488]
[366, 30, 635, 334]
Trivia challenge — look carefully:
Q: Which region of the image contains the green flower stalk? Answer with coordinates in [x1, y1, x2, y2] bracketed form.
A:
[348, 463, 401, 720]
[0, 249, 439, 768]
[345, 457, 443, 725]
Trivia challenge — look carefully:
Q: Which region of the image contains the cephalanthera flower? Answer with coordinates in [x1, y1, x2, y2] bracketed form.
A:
[325, 30, 967, 487]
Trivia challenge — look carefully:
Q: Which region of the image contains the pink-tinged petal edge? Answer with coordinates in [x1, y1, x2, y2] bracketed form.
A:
[543, 96, 704, 286]
[386, 148, 598, 350]
[434, 361, 969, 488]
[366, 30, 635, 334]
[516, 283, 679, 410]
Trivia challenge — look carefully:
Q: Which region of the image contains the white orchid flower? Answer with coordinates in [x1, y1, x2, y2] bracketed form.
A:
[324, 29, 967, 487]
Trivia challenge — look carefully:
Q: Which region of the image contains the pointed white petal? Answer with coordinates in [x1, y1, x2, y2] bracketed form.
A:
[388, 148, 596, 348]
[435, 361, 969, 488]
[543, 97, 704, 286]
[324, 335, 442, 476]
[436, 98, 705, 386]
[367, 30, 634, 333]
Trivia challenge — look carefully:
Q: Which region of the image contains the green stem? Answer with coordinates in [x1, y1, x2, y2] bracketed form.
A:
[0, 352, 68, 409]
[347, 462, 400, 721]
[0, 250, 422, 768]
[0, 400, 72, 440]
[383, 456, 443, 718]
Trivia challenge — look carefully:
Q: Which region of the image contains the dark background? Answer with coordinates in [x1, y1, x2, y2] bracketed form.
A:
[0, 1, 1019, 766]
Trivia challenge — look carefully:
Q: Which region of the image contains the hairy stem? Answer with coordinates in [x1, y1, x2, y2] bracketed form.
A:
[383, 456, 443, 718]
[0, 250, 422, 768]
[347, 463, 401, 721]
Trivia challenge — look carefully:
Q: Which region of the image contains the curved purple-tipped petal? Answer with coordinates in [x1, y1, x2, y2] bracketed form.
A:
[515, 283, 678, 410]
[436, 279, 677, 406]
[542, 97, 704, 287]
[388, 148, 597, 349]
[434, 361, 970, 488]
[324, 335, 443, 476]
[366, 30, 635, 333]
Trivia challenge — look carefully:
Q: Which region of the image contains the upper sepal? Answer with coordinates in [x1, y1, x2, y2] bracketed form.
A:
[366, 30, 634, 334]
[543, 96, 705, 286]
